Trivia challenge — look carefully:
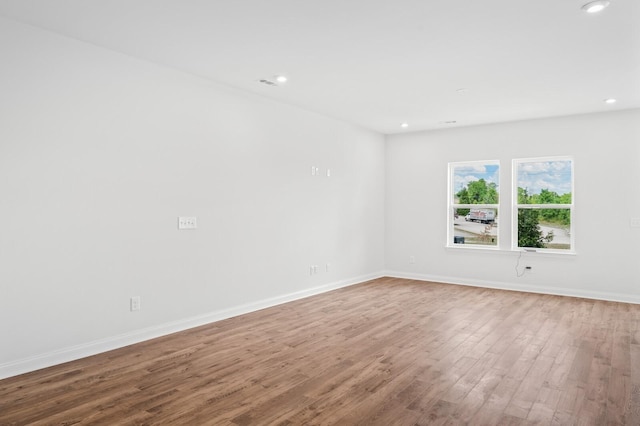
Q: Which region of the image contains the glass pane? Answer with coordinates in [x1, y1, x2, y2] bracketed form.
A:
[516, 159, 572, 204]
[451, 163, 499, 204]
[517, 208, 571, 250]
[452, 209, 498, 246]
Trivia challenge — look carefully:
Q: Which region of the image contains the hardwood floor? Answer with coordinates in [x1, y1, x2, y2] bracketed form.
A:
[1, 277, 639, 425]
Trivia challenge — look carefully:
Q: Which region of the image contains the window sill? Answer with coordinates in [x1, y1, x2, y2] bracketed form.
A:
[445, 245, 576, 257]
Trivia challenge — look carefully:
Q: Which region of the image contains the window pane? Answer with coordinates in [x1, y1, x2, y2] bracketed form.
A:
[516, 160, 572, 204]
[517, 208, 571, 250]
[452, 163, 499, 204]
[453, 209, 498, 246]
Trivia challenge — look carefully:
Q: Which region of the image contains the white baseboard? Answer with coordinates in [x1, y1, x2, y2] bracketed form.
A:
[0, 271, 385, 380]
[384, 270, 640, 305]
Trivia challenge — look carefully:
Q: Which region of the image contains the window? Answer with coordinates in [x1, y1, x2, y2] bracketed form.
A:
[513, 157, 574, 252]
[448, 161, 500, 248]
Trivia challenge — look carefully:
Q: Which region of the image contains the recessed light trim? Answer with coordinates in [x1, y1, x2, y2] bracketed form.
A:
[604, 98, 617, 104]
[401, 122, 409, 128]
[258, 75, 288, 87]
[582, 1, 610, 13]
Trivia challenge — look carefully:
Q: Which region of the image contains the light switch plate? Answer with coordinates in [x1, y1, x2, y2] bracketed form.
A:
[178, 216, 197, 230]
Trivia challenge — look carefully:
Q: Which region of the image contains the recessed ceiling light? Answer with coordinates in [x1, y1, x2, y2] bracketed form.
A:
[582, 1, 610, 13]
[401, 122, 409, 128]
[456, 88, 468, 93]
[604, 98, 617, 104]
[275, 75, 288, 84]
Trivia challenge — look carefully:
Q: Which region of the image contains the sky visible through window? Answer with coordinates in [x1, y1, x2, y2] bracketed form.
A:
[453, 163, 500, 193]
[516, 160, 572, 196]
[452, 164, 499, 198]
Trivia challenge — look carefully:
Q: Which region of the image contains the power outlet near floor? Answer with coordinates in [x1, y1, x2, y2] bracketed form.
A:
[130, 296, 141, 311]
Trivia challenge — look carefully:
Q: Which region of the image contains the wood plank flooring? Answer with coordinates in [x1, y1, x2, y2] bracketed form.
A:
[1, 277, 639, 425]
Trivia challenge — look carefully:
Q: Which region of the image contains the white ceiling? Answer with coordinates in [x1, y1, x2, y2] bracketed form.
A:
[1, 0, 638, 134]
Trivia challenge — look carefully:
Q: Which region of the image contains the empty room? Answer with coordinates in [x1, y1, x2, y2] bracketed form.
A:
[1, 0, 639, 424]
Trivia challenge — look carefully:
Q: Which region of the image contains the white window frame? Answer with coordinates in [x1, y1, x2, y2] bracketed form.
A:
[512, 156, 575, 253]
[448, 160, 500, 249]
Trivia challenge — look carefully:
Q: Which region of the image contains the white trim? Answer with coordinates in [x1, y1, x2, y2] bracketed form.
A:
[517, 204, 572, 209]
[446, 244, 502, 251]
[445, 246, 577, 257]
[384, 270, 640, 305]
[0, 271, 384, 380]
[512, 156, 574, 251]
[448, 160, 501, 249]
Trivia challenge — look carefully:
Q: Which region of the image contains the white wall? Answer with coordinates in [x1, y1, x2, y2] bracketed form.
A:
[2, 16, 638, 381]
[386, 109, 640, 302]
[0, 18, 385, 378]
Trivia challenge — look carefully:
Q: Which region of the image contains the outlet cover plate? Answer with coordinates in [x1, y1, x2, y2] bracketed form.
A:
[130, 296, 141, 311]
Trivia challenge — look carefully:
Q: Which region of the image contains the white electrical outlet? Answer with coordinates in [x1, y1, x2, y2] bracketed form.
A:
[130, 296, 141, 311]
[631, 217, 640, 228]
[409, 256, 415, 264]
[178, 216, 197, 230]
[326, 263, 331, 272]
